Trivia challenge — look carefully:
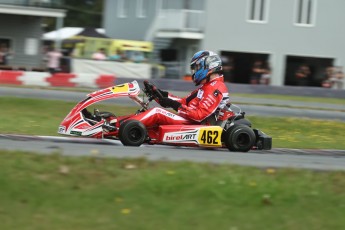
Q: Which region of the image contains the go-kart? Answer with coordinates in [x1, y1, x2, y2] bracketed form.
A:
[58, 80, 272, 152]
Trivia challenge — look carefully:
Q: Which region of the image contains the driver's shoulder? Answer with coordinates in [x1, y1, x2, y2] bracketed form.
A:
[205, 79, 227, 91]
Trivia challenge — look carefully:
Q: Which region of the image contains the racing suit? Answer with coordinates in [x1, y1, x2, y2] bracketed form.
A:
[130, 75, 230, 128]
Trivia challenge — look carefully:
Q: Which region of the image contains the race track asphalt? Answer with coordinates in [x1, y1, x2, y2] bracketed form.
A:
[1, 134, 345, 171]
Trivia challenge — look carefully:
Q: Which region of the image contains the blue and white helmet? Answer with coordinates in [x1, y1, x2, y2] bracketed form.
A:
[190, 50, 222, 86]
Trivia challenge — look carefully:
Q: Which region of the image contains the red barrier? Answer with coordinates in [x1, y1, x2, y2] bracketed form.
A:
[0, 71, 23, 85]
[46, 73, 77, 87]
[96, 74, 116, 88]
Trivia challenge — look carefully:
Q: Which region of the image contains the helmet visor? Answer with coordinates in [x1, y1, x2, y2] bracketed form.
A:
[190, 62, 201, 75]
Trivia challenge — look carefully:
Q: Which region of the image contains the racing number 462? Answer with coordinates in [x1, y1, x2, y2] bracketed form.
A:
[200, 130, 219, 144]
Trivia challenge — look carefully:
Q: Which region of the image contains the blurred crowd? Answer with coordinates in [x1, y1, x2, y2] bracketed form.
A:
[0, 43, 12, 66]
[220, 55, 344, 89]
[40, 46, 148, 74]
[90, 48, 147, 63]
[321, 66, 344, 89]
[0, 42, 344, 90]
[221, 56, 271, 85]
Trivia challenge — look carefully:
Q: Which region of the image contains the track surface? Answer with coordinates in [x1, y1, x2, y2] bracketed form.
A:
[1, 134, 345, 171]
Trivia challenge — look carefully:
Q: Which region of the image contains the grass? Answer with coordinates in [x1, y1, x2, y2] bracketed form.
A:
[0, 150, 345, 230]
[1, 94, 345, 229]
[1, 96, 345, 149]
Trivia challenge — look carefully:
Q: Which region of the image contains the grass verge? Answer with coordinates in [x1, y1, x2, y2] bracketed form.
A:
[0, 150, 345, 230]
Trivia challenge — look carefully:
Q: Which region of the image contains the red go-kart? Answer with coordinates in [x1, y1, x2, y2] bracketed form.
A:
[58, 80, 272, 152]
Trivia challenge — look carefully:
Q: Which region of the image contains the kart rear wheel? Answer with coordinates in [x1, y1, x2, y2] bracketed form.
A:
[225, 124, 256, 152]
[119, 120, 147, 146]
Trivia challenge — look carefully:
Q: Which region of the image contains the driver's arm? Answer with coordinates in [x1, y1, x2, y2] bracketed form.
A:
[177, 90, 223, 122]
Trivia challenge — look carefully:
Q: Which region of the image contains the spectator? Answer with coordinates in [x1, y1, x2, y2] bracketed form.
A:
[92, 48, 107, 60]
[131, 51, 146, 63]
[108, 49, 122, 61]
[46, 47, 62, 74]
[250, 60, 265, 84]
[332, 66, 344, 89]
[322, 66, 334, 88]
[260, 61, 271, 85]
[0, 44, 13, 66]
[60, 49, 73, 73]
[295, 64, 311, 86]
[221, 55, 234, 82]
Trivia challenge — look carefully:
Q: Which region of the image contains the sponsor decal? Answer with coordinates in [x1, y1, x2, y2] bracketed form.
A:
[210, 81, 217, 86]
[58, 126, 65, 133]
[213, 89, 220, 97]
[207, 95, 216, 102]
[70, 130, 82, 136]
[165, 133, 197, 141]
[111, 84, 129, 94]
[163, 127, 222, 147]
[204, 101, 211, 107]
[163, 130, 198, 143]
[156, 108, 176, 118]
[197, 89, 204, 99]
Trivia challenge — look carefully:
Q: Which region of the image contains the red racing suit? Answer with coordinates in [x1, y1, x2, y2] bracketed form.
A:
[130, 75, 230, 128]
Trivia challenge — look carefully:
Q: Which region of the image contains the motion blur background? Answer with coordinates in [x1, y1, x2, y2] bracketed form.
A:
[0, 0, 344, 91]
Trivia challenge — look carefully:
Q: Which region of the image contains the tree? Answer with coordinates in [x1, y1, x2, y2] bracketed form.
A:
[43, 0, 104, 32]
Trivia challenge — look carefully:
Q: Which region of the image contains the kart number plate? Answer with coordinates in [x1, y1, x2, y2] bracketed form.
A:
[198, 127, 222, 147]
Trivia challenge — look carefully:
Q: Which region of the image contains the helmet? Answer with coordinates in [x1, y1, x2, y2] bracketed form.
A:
[190, 50, 222, 85]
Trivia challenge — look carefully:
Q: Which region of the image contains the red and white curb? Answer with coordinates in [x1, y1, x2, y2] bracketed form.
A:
[0, 70, 117, 88]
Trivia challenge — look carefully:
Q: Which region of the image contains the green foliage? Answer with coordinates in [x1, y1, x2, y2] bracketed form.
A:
[0, 151, 345, 230]
[43, 0, 104, 31]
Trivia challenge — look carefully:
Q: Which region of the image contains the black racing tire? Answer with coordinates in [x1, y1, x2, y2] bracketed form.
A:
[234, 118, 252, 127]
[225, 124, 256, 152]
[119, 120, 147, 146]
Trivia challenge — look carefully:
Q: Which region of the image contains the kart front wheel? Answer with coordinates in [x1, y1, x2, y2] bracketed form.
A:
[119, 120, 147, 146]
[225, 124, 256, 152]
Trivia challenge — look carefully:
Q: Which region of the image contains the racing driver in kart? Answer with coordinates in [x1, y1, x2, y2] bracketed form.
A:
[128, 50, 230, 127]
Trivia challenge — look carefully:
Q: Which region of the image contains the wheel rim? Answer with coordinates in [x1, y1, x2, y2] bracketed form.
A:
[236, 133, 250, 147]
[128, 127, 143, 142]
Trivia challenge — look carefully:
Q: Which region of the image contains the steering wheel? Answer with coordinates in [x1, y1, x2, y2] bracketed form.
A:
[143, 80, 164, 100]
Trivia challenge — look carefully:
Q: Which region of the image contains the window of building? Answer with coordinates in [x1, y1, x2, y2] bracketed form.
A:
[137, 0, 147, 18]
[117, 0, 127, 18]
[247, 0, 270, 23]
[294, 0, 317, 26]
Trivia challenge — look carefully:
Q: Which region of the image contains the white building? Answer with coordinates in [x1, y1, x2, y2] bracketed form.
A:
[102, 0, 344, 88]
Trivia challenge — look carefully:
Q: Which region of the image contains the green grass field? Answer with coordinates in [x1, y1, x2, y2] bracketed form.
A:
[0, 150, 345, 230]
[1, 96, 345, 229]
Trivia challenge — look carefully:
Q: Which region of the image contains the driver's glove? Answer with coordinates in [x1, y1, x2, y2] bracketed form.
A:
[159, 98, 181, 111]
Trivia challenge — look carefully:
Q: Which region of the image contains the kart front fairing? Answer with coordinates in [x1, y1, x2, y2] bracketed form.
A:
[58, 81, 142, 138]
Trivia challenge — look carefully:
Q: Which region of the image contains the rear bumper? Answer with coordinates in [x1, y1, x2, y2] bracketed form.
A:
[253, 129, 272, 150]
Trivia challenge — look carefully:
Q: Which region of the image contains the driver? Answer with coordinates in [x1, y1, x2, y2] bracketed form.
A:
[128, 50, 230, 127]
